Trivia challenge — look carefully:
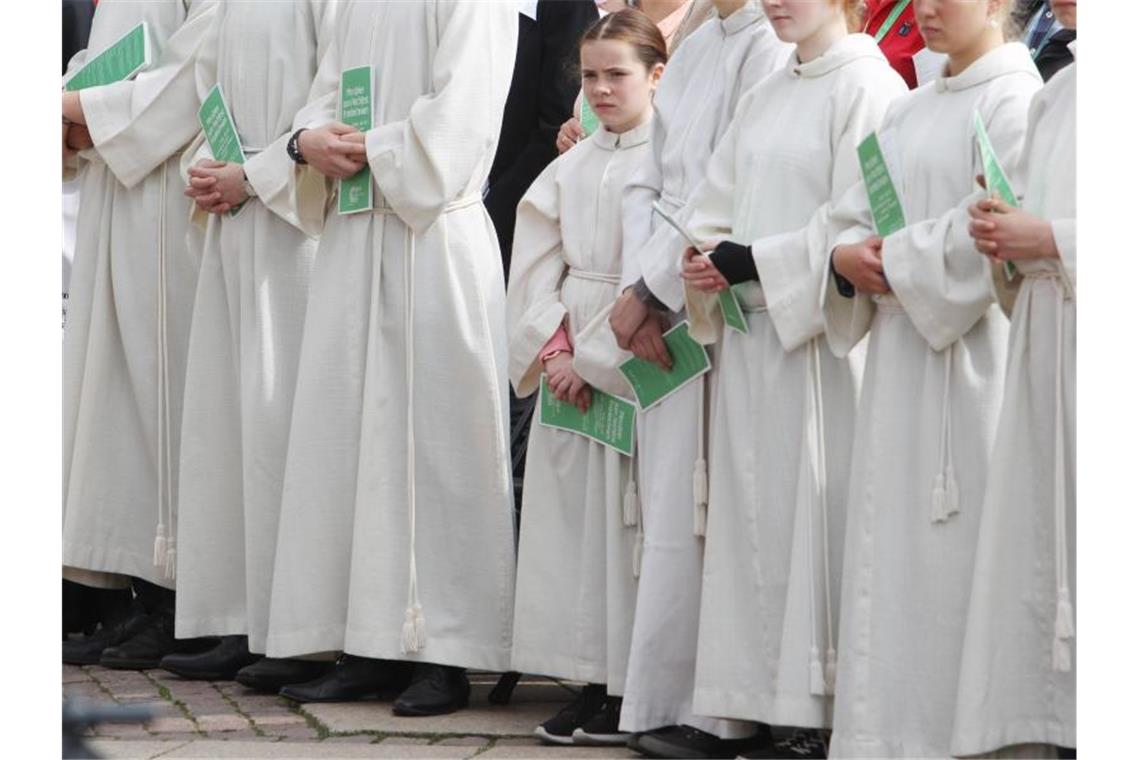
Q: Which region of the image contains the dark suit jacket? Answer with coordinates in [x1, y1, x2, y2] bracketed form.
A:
[485, 0, 599, 276]
[63, 0, 97, 74]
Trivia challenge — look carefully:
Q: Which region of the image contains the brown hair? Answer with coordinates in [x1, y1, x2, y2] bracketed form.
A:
[581, 9, 669, 70]
[843, 0, 867, 33]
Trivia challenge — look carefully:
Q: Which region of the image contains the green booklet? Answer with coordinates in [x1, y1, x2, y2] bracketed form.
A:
[973, 110, 1018, 280]
[580, 92, 600, 138]
[197, 84, 247, 217]
[857, 131, 906, 237]
[539, 377, 636, 456]
[65, 22, 151, 91]
[650, 200, 749, 335]
[619, 321, 711, 411]
[338, 65, 373, 215]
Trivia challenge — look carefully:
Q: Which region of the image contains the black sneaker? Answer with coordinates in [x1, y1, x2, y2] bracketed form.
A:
[572, 695, 629, 746]
[534, 683, 606, 746]
[738, 730, 828, 759]
[630, 724, 773, 759]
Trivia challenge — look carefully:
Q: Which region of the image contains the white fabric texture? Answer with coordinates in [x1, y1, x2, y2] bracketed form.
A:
[682, 34, 905, 729]
[63, 0, 219, 589]
[174, 0, 338, 653]
[264, 0, 517, 671]
[617, 5, 790, 736]
[952, 50, 1076, 757]
[822, 43, 1042, 758]
[507, 120, 654, 694]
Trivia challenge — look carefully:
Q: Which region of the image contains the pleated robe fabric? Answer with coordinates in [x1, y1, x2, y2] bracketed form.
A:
[951, 45, 1076, 758]
[174, 0, 338, 653]
[682, 35, 906, 730]
[616, 5, 790, 736]
[264, 0, 518, 671]
[821, 43, 1042, 758]
[507, 120, 654, 694]
[63, 0, 219, 590]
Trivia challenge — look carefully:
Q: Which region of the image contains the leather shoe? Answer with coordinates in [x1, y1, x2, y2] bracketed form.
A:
[63, 611, 149, 665]
[279, 655, 413, 702]
[392, 664, 470, 716]
[99, 612, 217, 670]
[160, 635, 261, 681]
[235, 658, 335, 693]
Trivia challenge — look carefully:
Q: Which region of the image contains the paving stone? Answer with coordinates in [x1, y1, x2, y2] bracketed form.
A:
[195, 713, 252, 732]
[85, 739, 194, 759]
[146, 716, 198, 734]
[161, 741, 473, 758]
[323, 734, 381, 743]
[64, 683, 110, 701]
[480, 744, 638, 758]
[379, 736, 433, 745]
[63, 665, 91, 684]
[266, 724, 322, 741]
[249, 713, 307, 728]
[94, 723, 152, 740]
[433, 736, 491, 747]
[215, 729, 274, 741]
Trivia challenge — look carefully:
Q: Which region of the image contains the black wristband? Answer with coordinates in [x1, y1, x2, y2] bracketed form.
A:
[631, 278, 668, 312]
[707, 240, 758, 286]
[286, 128, 308, 165]
[830, 252, 856, 298]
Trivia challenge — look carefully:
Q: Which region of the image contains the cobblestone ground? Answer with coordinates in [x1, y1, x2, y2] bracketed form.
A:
[64, 664, 640, 759]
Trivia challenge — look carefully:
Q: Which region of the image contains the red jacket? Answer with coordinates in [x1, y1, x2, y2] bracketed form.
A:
[863, 0, 925, 89]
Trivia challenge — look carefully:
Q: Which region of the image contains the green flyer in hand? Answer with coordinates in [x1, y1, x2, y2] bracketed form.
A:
[619, 321, 711, 412]
[580, 92, 600, 138]
[973, 110, 1019, 280]
[65, 22, 150, 91]
[857, 132, 906, 238]
[338, 66, 373, 215]
[539, 377, 636, 457]
[197, 84, 247, 217]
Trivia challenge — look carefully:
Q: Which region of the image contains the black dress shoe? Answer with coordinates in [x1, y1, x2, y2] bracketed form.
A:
[63, 611, 150, 665]
[235, 657, 335, 693]
[392, 664, 470, 717]
[279, 655, 413, 703]
[99, 613, 217, 670]
[159, 635, 261, 681]
[628, 724, 774, 759]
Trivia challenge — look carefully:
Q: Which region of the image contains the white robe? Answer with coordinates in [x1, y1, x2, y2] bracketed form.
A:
[174, 0, 338, 653]
[264, 0, 518, 671]
[822, 43, 1042, 758]
[951, 46, 1076, 758]
[63, 0, 218, 590]
[507, 121, 653, 693]
[682, 34, 906, 729]
[617, 3, 791, 736]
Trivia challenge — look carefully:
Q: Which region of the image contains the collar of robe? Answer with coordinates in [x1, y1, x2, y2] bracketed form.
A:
[594, 117, 654, 151]
[720, 1, 762, 36]
[935, 41, 1041, 93]
[787, 32, 886, 79]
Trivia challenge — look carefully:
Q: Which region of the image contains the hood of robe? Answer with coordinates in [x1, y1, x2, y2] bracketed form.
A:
[719, 0, 763, 36]
[785, 33, 887, 80]
[934, 41, 1041, 92]
[594, 115, 654, 151]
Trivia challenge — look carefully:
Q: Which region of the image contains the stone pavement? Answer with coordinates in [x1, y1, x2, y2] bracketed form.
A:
[64, 665, 641, 759]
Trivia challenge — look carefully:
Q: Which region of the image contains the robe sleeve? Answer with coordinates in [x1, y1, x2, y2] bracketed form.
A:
[80, 1, 219, 189]
[619, 109, 665, 292]
[364, 0, 517, 235]
[62, 49, 90, 182]
[506, 161, 567, 398]
[820, 170, 878, 357]
[752, 78, 902, 352]
[1052, 218, 1076, 288]
[679, 98, 749, 343]
[242, 0, 341, 237]
[881, 86, 1035, 351]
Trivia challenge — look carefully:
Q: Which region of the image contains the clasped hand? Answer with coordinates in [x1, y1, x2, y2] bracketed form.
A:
[544, 353, 592, 413]
[832, 237, 890, 295]
[968, 197, 1058, 262]
[298, 122, 367, 179]
[681, 247, 728, 293]
[185, 160, 247, 215]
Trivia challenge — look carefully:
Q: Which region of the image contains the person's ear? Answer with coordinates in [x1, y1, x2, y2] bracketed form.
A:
[649, 61, 665, 89]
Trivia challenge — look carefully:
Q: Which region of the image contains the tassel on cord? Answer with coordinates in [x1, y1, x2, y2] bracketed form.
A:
[400, 229, 426, 655]
[809, 644, 826, 697]
[824, 646, 837, 695]
[623, 480, 639, 527]
[930, 473, 947, 523]
[944, 464, 960, 517]
[693, 459, 708, 537]
[1053, 637, 1072, 673]
[402, 603, 426, 655]
[153, 524, 168, 567]
[931, 345, 955, 523]
[164, 544, 177, 581]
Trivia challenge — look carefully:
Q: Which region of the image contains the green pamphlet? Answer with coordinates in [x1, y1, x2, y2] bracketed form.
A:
[857, 132, 906, 237]
[197, 84, 247, 217]
[65, 22, 150, 91]
[651, 200, 748, 335]
[580, 93, 600, 138]
[973, 110, 1018, 280]
[538, 377, 636, 457]
[619, 321, 711, 412]
[338, 66, 373, 215]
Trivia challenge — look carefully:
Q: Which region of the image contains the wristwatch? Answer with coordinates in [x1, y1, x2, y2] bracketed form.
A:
[286, 128, 308, 165]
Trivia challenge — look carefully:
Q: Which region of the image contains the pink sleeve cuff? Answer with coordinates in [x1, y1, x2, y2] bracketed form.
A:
[539, 323, 573, 362]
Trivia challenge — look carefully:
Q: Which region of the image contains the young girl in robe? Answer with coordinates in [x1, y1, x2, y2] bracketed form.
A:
[506, 11, 666, 747]
[819, 0, 1041, 755]
[953, 1, 1076, 756]
[678, 1, 905, 757]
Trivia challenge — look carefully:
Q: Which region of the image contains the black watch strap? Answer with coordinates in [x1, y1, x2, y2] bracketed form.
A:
[830, 253, 856, 298]
[286, 128, 308, 165]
